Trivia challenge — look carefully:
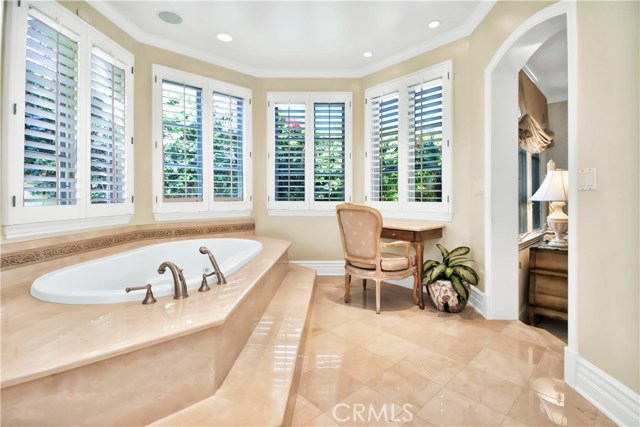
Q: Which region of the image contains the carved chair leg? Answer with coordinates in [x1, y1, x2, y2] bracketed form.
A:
[375, 280, 381, 314]
[344, 273, 351, 303]
[362, 279, 367, 290]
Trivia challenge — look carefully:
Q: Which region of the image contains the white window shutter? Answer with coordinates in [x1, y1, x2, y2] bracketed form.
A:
[90, 48, 127, 204]
[23, 14, 79, 206]
[369, 91, 399, 202]
[313, 102, 346, 202]
[212, 92, 244, 201]
[273, 102, 306, 202]
[161, 80, 203, 202]
[407, 78, 444, 203]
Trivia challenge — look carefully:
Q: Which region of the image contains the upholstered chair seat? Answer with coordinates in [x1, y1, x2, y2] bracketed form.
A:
[336, 203, 418, 314]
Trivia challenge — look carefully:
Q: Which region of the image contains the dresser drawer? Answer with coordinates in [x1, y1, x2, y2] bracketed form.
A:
[530, 249, 567, 273]
[381, 229, 415, 241]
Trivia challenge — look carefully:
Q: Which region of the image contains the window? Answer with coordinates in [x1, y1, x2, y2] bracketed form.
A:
[267, 92, 352, 214]
[364, 61, 452, 220]
[518, 147, 542, 234]
[152, 65, 252, 220]
[3, 1, 134, 238]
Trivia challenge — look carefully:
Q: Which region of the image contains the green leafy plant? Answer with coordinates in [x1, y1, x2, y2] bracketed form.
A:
[422, 244, 480, 302]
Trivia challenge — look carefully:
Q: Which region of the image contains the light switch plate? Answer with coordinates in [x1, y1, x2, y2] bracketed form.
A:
[579, 168, 597, 191]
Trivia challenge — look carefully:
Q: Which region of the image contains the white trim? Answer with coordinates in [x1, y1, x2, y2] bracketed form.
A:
[291, 260, 344, 276]
[484, 2, 572, 321]
[467, 286, 487, 318]
[3, 215, 132, 240]
[86, 1, 495, 79]
[570, 353, 640, 427]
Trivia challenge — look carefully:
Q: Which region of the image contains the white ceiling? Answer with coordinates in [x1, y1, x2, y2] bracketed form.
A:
[88, 1, 496, 78]
[525, 29, 568, 103]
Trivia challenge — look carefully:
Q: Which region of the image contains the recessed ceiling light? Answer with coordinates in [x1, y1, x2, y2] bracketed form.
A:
[428, 20, 441, 29]
[217, 33, 233, 42]
[158, 11, 182, 25]
[363, 51, 373, 58]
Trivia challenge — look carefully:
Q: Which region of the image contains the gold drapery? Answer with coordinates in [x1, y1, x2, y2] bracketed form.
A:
[518, 71, 554, 153]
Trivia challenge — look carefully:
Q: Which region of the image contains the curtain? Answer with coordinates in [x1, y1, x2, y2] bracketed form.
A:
[518, 71, 554, 153]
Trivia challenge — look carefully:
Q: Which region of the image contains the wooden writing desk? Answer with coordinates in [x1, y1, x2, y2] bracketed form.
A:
[381, 219, 445, 309]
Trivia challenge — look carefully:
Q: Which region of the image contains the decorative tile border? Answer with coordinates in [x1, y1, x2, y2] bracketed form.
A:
[1, 223, 254, 271]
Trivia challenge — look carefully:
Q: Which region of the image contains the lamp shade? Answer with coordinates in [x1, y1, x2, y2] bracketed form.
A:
[530, 160, 568, 202]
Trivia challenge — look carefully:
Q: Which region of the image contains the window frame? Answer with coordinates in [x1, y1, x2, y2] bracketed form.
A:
[2, 1, 134, 239]
[266, 92, 353, 216]
[364, 61, 453, 221]
[151, 65, 253, 221]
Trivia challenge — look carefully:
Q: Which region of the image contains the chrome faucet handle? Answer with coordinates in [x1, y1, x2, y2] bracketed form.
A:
[125, 284, 157, 305]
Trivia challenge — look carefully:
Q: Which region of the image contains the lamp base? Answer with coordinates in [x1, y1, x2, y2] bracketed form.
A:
[547, 201, 568, 248]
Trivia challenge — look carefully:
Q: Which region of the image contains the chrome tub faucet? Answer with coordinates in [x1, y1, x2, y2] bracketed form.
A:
[157, 261, 189, 299]
[198, 246, 226, 292]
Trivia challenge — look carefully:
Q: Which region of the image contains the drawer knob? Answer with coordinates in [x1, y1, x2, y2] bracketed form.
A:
[391, 233, 397, 237]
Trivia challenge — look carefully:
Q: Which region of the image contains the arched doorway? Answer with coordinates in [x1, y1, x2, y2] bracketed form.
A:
[483, 1, 578, 379]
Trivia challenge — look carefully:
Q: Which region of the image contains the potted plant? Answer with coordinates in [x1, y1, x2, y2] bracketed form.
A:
[422, 244, 480, 313]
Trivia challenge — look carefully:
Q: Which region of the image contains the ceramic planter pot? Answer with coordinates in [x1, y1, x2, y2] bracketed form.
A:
[426, 279, 471, 313]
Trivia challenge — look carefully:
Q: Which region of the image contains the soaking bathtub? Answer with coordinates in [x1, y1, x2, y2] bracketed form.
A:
[31, 238, 263, 304]
[3, 234, 291, 426]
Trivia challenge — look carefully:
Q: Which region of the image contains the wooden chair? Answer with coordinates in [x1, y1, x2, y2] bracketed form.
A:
[336, 203, 418, 314]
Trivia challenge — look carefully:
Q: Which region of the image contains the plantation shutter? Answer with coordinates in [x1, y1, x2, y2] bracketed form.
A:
[90, 48, 127, 204]
[274, 103, 306, 202]
[369, 92, 399, 202]
[313, 102, 345, 202]
[212, 92, 244, 201]
[407, 78, 443, 202]
[23, 13, 79, 206]
[161, 80, 203, 201]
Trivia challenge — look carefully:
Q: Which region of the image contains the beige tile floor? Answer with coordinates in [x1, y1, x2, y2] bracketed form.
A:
[291, 277, 615, 427]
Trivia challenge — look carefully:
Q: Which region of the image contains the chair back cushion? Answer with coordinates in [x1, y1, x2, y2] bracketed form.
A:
[336, 203, 382, 263]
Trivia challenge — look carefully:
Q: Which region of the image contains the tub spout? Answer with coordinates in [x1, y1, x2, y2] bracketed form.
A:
[199, 246, 227, 287]
[157, 262, 189, 299]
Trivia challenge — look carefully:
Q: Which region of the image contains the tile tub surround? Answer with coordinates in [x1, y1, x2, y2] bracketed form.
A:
[1, 235, 290, 426]
[1, 218, 255, 271]
[151, 265, 317, 426]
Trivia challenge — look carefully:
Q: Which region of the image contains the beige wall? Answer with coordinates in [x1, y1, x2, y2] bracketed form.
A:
[575, 1, 639, 393]
[544, 101, 568, 171]
[2, 0, 638, 394]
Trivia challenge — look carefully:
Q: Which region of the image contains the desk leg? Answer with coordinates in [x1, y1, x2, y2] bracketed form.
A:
[413, 241, 425, 309]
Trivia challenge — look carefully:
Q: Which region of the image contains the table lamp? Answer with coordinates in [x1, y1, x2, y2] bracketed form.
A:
[530, 160, 569, 247]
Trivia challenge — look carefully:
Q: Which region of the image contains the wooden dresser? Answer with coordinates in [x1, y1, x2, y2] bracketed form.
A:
[527, 241, 568, 324]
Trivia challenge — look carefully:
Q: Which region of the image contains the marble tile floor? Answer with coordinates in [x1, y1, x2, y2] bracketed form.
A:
[291, 277, 614, 427]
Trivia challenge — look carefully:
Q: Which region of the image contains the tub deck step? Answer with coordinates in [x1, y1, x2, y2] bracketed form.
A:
[150, 264, 316, 427]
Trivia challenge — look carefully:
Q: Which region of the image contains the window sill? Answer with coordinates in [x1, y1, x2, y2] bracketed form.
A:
[153, 210, 252, 222]
[267, 209, 337, 217]
[518, 230, 545, 250]
[3, 215, 133, 240]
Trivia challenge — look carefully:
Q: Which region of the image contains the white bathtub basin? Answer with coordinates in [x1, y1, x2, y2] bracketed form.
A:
[30, 238, 263, 304]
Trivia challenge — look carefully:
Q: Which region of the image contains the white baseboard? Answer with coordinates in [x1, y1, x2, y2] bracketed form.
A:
[575, 357, 640, 427]
[291, 260, 344, 276]
[291, 261, 413, 289]
[565, 348, 640, 426]
[468, 286, 487, 318]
